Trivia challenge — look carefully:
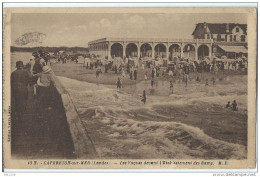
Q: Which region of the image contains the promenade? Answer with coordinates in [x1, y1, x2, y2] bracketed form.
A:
[11, 86, 75, 159]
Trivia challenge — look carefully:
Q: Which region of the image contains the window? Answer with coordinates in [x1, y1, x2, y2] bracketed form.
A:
[230, 35, 232, 42]
[217, 34, 221, 41]
[225, 35, 227, 41]
[234, 35, 236, 42]
[211, 34, 213, 39]
[207, 34, 210, 39]
[236, 27, 239, 32]
[241, 35, 245, 42]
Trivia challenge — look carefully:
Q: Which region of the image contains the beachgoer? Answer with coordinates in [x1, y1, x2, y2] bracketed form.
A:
[232, 100, 238, 111]
[116, 77, 122, 91]
[134, 69, 137, 80]
[144, 72, 148, 82]
[130, 71, 133, 80]
[141, 90, 146, 104]
[32, 52, 43, 74]
[105, 64, 108, 73]
[226, 101, 231, 108]
[11, 61, 30, 119]
[115, 65, 118, 74]
[196, 75, 200, 82]
[142, 63, 145, 70]
[170, 80, 173, 94]
[168, 70, 173, 77]
[152, 68, 155, 78]
[33, 65, 56, 110]
[151, 78, 154, 88]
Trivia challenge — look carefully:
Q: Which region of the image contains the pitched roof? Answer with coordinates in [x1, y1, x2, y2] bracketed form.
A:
[192, 23, 247, 35]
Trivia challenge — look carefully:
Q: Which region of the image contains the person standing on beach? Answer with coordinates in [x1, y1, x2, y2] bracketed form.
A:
[105, 64, 108, 73]
[141, 90, 146, 104]
[116, 77, 122, 91]
[134, 69, 137, 80]
[226, 101, 231, 108]
[232, 100, 238, 111]
[11, 61, 30, 119]
[115, 65, 118, 74]
[144, 72, 148, 83]
[152, 68, 155, 79]
[130, 70, 133, 80]
[170, 80, 173, 94]
[151, 78, 154, 88]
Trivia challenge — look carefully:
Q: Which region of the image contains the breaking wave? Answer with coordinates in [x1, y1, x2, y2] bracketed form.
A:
[58, 76, 247, 159]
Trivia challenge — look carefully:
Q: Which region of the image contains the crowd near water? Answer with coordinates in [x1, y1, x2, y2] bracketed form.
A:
[79, 53, 247, 110]
[11, 50, 247, 119]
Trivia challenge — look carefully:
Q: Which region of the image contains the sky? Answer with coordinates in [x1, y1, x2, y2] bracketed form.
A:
[11, 13, 247, 47]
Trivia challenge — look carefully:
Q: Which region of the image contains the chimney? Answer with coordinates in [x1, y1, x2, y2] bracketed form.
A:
[226, 23, 230, 33]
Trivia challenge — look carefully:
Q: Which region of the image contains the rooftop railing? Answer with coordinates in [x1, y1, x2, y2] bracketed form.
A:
[88, 38, 213, 44]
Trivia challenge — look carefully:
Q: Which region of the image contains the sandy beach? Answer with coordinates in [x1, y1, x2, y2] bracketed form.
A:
[51, 61, 247, 159]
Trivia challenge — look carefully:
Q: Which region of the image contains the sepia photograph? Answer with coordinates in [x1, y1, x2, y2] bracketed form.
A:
[3, 6, 257, 170]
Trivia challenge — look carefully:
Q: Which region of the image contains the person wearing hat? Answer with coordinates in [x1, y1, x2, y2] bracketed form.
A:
[32, 51, 45, 75]
[33, 65, 56, 110]
[11, 61, 30, 119]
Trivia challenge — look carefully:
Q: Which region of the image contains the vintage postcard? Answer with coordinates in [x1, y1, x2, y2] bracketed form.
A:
[3, 6, 257, 170]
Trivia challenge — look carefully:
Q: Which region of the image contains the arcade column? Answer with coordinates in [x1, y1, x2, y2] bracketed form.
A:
[195, 45, 198, 60]
[180, 45, 184, 58]
[137, 44, 141, 58]
[152, 43, 155, 59]
[107, 43, 111, 59]
[166, 44, 169, 60]
[123, 44, 126, 58]
[208, 45, 212, 59]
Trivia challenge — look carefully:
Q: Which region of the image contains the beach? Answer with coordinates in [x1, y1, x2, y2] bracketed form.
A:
[50, 60, 247, 159]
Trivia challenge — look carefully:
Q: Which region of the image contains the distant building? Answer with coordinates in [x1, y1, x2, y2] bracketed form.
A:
[192, 22, 247, 43]
[88, 23, 248, 60]
[88, 37, 213, 60]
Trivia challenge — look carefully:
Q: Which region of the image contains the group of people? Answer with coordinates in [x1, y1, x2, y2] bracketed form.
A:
[82, 55, 245, 107]
[226, 100, 238, 111]
[167, 57, 248, 76]
[11, 50, 56, 119]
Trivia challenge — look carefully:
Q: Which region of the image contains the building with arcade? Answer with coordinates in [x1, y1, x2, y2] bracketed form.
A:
[88, 23, 248, 60]
[88, 37, 213, 60]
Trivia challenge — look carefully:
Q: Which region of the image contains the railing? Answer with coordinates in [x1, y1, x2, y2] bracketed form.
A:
[88, 37, 213, 44]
